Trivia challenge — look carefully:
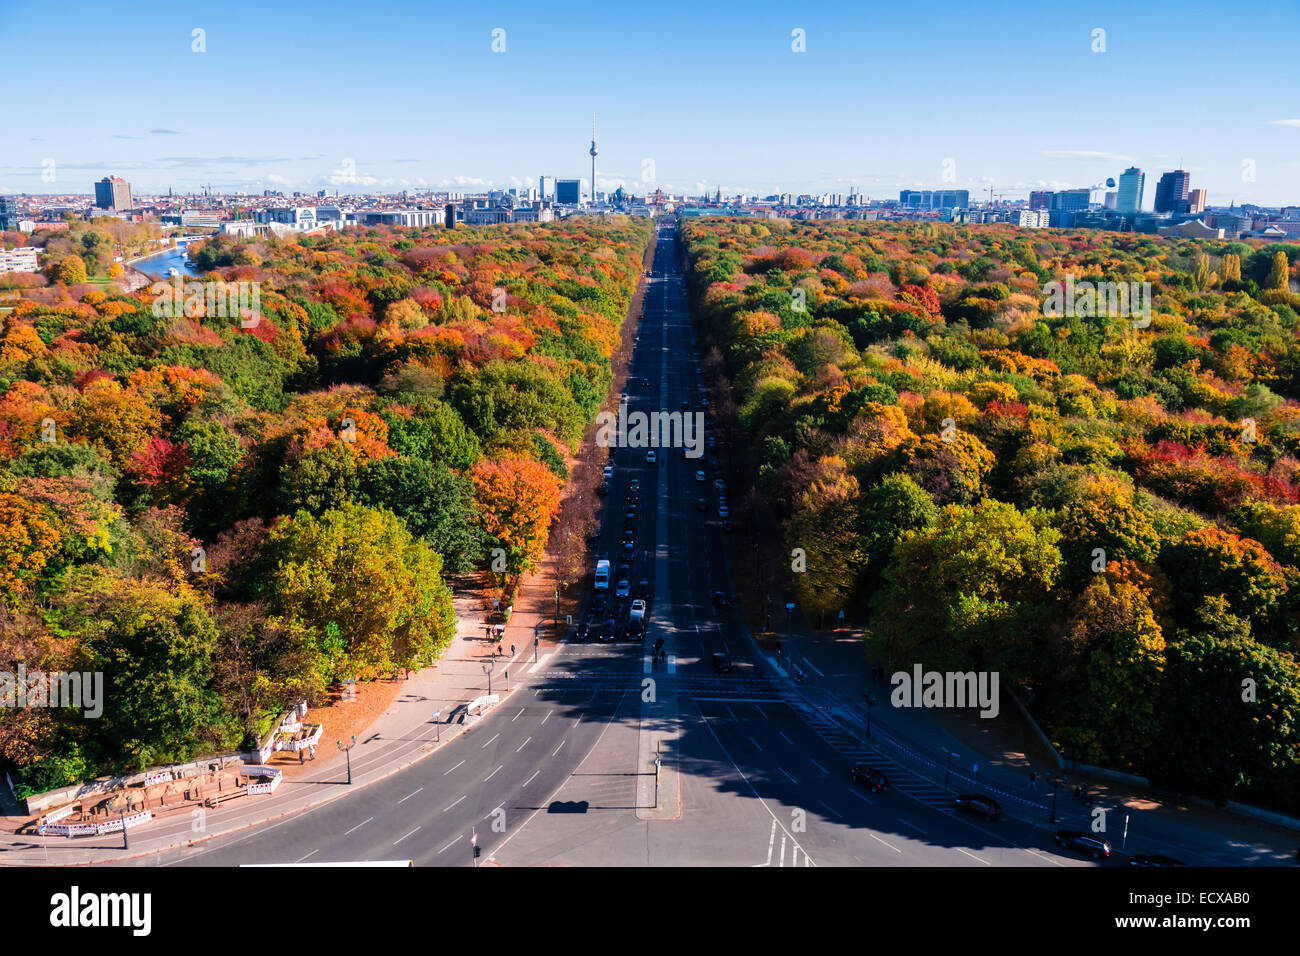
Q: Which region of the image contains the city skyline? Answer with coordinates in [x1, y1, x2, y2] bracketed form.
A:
[3, 0, 1299, 204]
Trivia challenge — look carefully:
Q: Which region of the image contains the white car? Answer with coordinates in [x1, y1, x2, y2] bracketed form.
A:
[646, 450, 656, 463]
[695, 470, 706, 481]
[630, 599, 646, 622]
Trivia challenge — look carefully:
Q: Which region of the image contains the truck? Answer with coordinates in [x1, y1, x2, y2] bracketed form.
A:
[594, 558, 611, 591]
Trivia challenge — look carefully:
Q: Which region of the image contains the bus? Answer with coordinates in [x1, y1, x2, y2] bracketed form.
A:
[594, 558, 611, 591]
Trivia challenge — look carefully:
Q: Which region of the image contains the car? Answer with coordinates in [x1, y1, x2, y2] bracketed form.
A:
[612, 600, 627, 621]
[953, 794, 1001, 821]
[602, 465, 613, 480]
[711, 652, 732, 673]
[646, 450, 656, 463]
[718, 505, 730, 519]
[625, 490, 639, 504]
[850, 764, 889, 792]
[572, 622, 590, 642]
[620, 392, 628, 403]
[637, 577, 650, 596]
[614, 578, 629, 599]
[585, 533, 599, 550]
[707, 437, 717, 451]
[596, 481, 609, 496]
[597, 619, 617, 642]
[1129, 854, 1185, 867]
[590, 594, 608, 615]
[629, 599, 646, 622]
[696, 470, 706, 481]
[700, 397, 709, 407]
[696, 497, 708, 512]
[722, 519, 734, 533]
[640, 377, 651, 388]
[680, 400, 690, 410]
[622, 520, 636, 536]
[711, 590, 730, 607]
[625, 505, 639, 519]
[714, 478, 727, 492]
[625, 620, 645, 642]
[621, 541, 635, 561]
[630, 479, 640, 492]
[1055, 830, 1111, 860]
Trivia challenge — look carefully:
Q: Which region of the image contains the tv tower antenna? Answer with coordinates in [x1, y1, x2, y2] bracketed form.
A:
[589, 118, 598, 205]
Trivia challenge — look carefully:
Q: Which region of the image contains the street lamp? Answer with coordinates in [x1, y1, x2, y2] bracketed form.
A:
[119, 807, 128, 850]
[554, 587, 559, 629]
[433, 710, 442, 744]
[337, 735, 357, 785]
[942, 747, 959, 788]
[483, 659, 495, 696]
[864, 692, 877, 738]
[1050, 777, 1063, 824]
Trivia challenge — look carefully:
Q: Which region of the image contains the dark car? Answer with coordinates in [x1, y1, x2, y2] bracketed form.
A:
[711, 652, 732, 673]
[637, 577, 650, 597]
[722, 519, 735, 533]
[953, 794, 1001, 821]
[597, 619, 617, 642]
[696, 497, 708, 512]
[621, 541, 635, 561]
[572, 622, 590, 642]
[1130, 854, 1184, 867]
[585, 533, 599, 550]
[1055, 830, 1111, 860]
[625, 490, 639, 504]
[590, 594, 608, 615]
[630, 479, 640, 492]
[640, 377, 651, 388]
[711, 590, 730, 607]
[850, 764, 889, 793]
[596, 481, 609, 496]
[680, 400, 690, 410]
[625, 621, 645, 642]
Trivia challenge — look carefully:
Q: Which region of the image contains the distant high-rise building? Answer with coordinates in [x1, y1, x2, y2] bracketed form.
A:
[1052, 189, 1091, 212]
[94, 175, 133, 210]
[899, 189, 968, 210]
[1153, 169, 1190, 215]
[538, 175, 551, 201]
[1189, 188, 1206, 214]
[1029, 190, 1053, 210]
[1104, 191, 1117, 210]
[555, 179, 582, 205]
[1117, 167, 1145, 215]
[589, 126, 598, 204]
[0, 195, 16, 231]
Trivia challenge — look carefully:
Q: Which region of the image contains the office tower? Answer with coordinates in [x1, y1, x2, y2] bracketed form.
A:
[1189, 189, 1206, 214]
[538, 175, 550, 201]
[1117, 167, 1144, 214]
[0, 194, 16, 231]
[556, 180, 582, 204]
[1104, 191, 1117, 210]
[94, 175, 133, 210]
[1153, 169, 1190, 214]
[1029, 190, 1053, 210]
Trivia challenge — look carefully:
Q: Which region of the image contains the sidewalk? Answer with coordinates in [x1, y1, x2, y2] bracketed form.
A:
[730, 593, 1299, 866]
[0, 568, 562, 866]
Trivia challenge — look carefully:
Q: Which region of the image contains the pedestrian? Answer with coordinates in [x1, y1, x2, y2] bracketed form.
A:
[497, 642, 503, 658]
[299, 749, 304, 764]
[309, 745, 316, 761]
[511, 644, 516, 656]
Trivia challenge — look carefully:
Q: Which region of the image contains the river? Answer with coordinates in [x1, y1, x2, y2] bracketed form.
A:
[133, 245, 201, 279]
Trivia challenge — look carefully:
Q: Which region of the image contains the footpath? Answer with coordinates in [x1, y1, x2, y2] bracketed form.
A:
[0, 558, 567, 866]
[741, 600, 1299, 866]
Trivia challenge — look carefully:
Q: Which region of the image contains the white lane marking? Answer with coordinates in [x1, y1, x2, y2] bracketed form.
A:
[512, 708, 525, 722]
[438, 836, 461, 854]
[484, 765, 503, 782]
[958, 848, 991, 866]
[778, 731, 793, 745]
[755, 704, 767, 719]
[516, 736, 531, 753]
[443, 795, 466, 812]
[779, 833, 787, 867]
[531, 653, 554, 672]
[817, 799, 843, 819]
[809, 758, 828, 774]
[777, 766, 796, 783]
[747, 735, 763, 751]
[764, 818, 776, 866]
[726, 706, 739, 722]
[443, 760, 465, 775]
[540, 711, 552, 726]
[522, 769, 541, 787]
[393, 826, 420, 846]
[667, 654, 676, 674]
[480, 733, 499, 749]
[294, 848, 319, 863]
[1025, 847, 1067, 867]
[898, 817, 928, 834]
[552, 739, 566, 756]
[343, 816, 374, 836]
[802, 657, 825, 677]
[847, 789, 872, 806]
[871, 833, 903, 854]
[396, 788, 423, 805]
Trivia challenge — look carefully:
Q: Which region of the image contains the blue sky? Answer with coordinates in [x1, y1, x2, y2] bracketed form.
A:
[4, 0, 1299, 205]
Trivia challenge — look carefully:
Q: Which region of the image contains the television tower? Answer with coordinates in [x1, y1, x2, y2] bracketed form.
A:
[589, 122, 598, 205]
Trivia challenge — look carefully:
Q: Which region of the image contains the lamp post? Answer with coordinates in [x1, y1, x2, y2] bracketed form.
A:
[433, 710, 442, 744]
[337, 735, 356, 785]
[119, 808, 128, 850]
[864, 692, 877, 738]
[942, 747, 959, 788]
[1050, 778, 1062, 824]
[483, 659, 495, 696]
[554, 587, 559, 629]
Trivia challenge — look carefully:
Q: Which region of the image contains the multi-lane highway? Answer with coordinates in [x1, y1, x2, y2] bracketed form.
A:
[145, 221, 1097, 868]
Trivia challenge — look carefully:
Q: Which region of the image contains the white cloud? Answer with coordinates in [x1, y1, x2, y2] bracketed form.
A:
[1040, 149, 1132, 163]
[1270, 119, 1300, 127]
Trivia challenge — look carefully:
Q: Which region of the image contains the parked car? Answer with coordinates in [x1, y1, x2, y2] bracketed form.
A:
[722, 519, 734, 533]
[1129, 854, 1184, 867]
[718, 505, 730, 519]
[590, 594, 608, 615]
[695, 470, 706, 481]
[1055, 830, 1111, 860]
[630, 479, 640, 492]
[953, 794, 1001, 821]
[625, 620, 645, 642]
[640, 377, 651, 388]
[714, 478, 727, 492]
[711, 652, 732, 673]
[615, 579, 630, 598]
[603, 465, 613, 480]
[850, 764, 889, 792]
